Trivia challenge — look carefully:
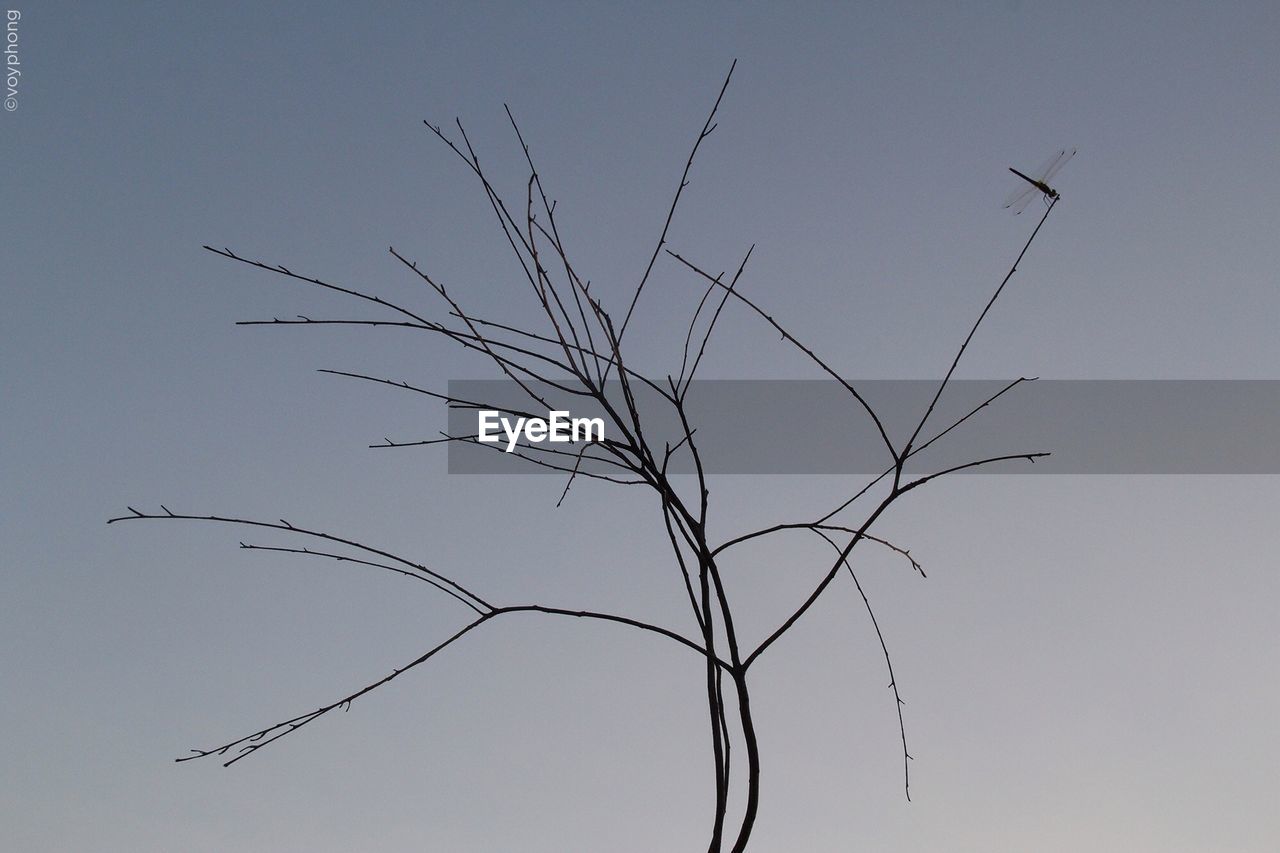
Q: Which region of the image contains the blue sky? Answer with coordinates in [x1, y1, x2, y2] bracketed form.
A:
[3, 2, 1278, 850]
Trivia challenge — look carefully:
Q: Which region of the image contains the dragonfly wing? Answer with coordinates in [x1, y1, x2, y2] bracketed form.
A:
[1003, 184, 1037, 213]
[1027, 149, 1066, 182]
[1039, 147, 1076, 183]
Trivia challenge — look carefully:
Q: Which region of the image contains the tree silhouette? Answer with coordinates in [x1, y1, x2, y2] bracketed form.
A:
[110, 62, 1062, 851]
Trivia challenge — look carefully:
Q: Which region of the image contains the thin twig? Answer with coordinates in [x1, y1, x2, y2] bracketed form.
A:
[813, 529, 913, 801]
[108, 509, 492, 613]
[608, 59, 738, 373]
[901, 197, 1059, 455]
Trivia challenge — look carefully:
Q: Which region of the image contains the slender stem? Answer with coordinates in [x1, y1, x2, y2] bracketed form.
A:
[607, 59, 738, 377]
[902, 196, 1059, 455]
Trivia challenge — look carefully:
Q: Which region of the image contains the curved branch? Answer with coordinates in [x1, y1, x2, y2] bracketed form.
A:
[898, 451, 1050, 493]
[493, 605, 728, 667]
[238, 542, 474, 601]
[667, 249, 897, 462]
[712, 523, 924, 576]
[812, 528, 913, 801]
[179, 613, 495, 766]
[174, 602, 723, 768]
[107, 509, 492, 613]
[205, 246, 433, 326]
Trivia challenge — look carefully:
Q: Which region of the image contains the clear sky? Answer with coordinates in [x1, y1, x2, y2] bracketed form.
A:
[3, 2, 1277, 851]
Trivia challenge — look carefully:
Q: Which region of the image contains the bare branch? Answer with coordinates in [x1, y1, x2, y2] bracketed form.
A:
[901, 197, 1060, 455]
[743, 492, 898, 670]
[205, 246, 433, 326]
[178, 614, 496, 766]
[812, 528, 913, 801]
[898, 451, 1050, 493]
[494, 604, 726, 666]
[175, 601, 724, 768]
[712, 523, 923, 577]
[667, 249, 897, 461]
[679, 245, 754, 398]
[389, 246, 558, 409]
[505, 104, 606, 382]
[108, 510, 493, 614]
[608, 59, 738, 369]
[238, 542, 475, 599]
[813, 376, 1037, 527]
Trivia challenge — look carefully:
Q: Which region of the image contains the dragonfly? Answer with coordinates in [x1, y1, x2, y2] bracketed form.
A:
[1004, 148, 1076, 214]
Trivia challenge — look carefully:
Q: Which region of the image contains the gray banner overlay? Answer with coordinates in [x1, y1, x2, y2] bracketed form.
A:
[446, 380, 1280, 475]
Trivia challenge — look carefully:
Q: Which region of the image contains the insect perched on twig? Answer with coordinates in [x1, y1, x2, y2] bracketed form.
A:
[1004, 148, 1076, 214]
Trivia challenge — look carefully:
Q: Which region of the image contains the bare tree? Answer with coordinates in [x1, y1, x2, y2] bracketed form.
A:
[110, 62, 1062, 851]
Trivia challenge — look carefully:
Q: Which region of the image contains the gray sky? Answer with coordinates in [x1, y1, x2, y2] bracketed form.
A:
[3, 2, 1277, 851]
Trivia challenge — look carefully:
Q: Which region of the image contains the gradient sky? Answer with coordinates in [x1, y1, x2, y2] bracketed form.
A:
[3, 2, 1278, 851]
